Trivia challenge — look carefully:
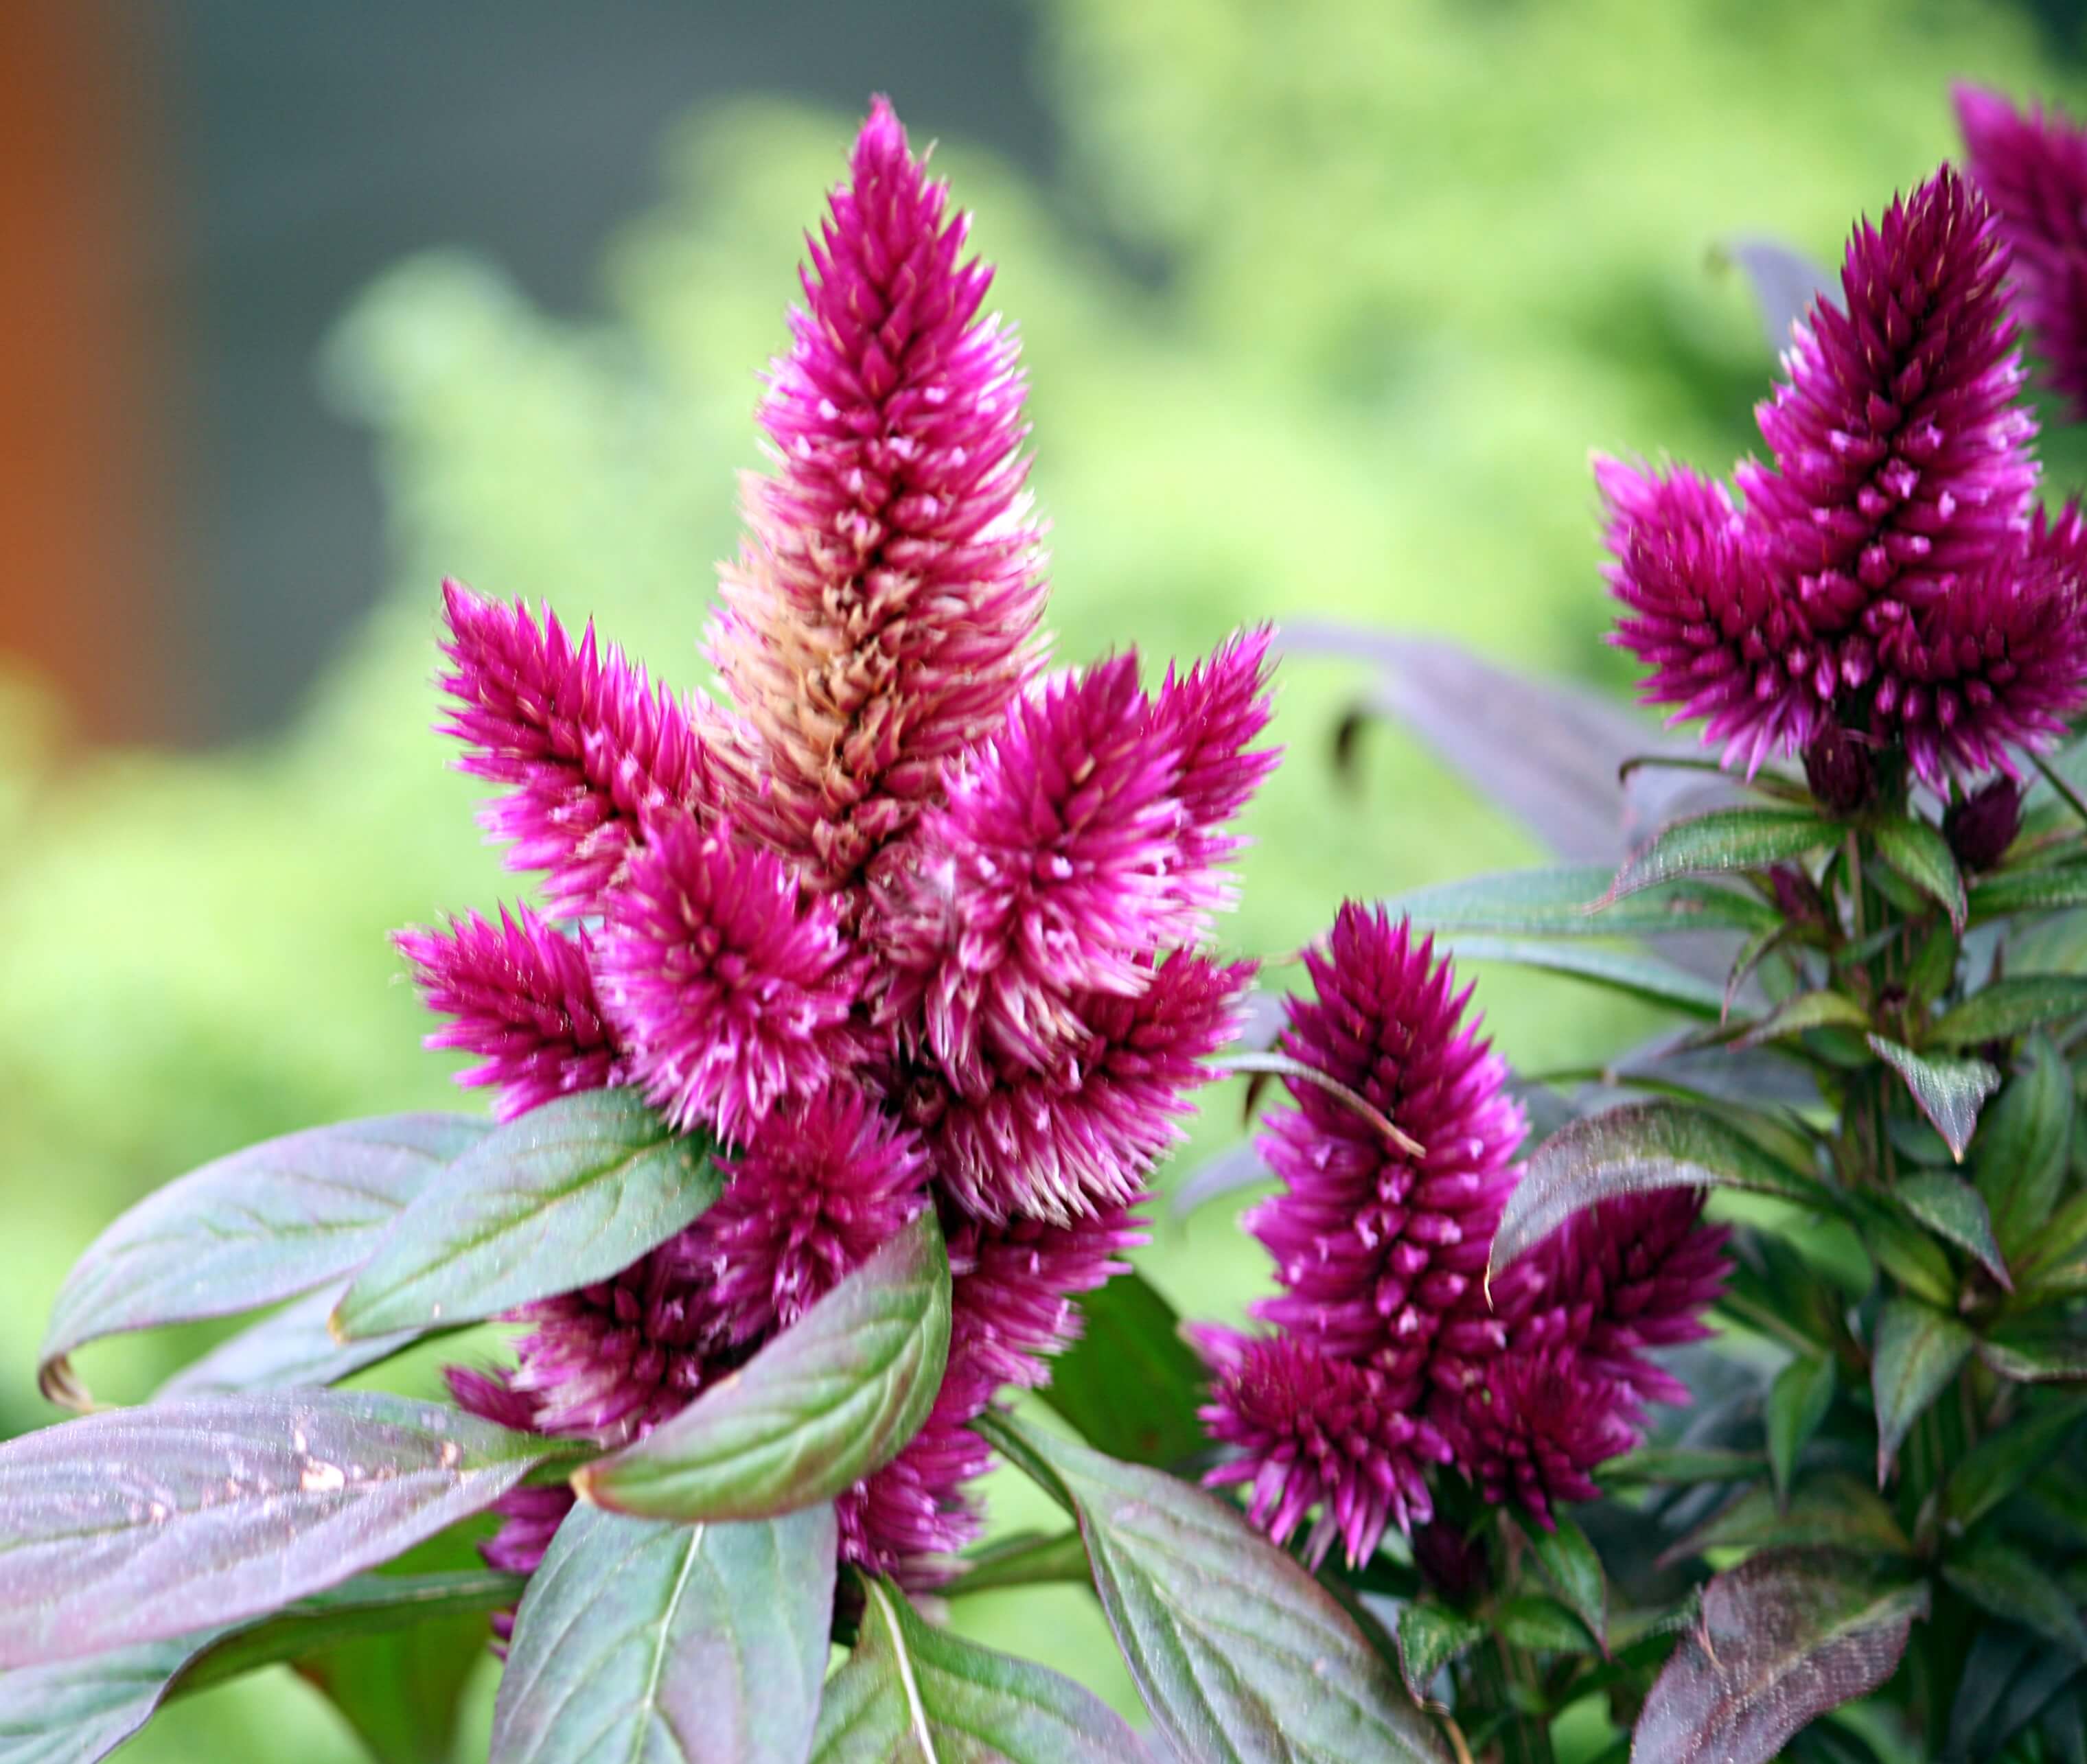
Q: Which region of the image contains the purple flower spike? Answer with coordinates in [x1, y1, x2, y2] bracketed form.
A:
[713, 97, 1046, 903]
[596, 818, 864, 1144]
[1957, 84, 2087, 419]
[437, 580, 728, 918]
[1442, 1349, 1640, 1531]
[1194, 1327, 1451, 1568]
[394, 905, 622, 1120]
[1247, 905, 1524, 1386]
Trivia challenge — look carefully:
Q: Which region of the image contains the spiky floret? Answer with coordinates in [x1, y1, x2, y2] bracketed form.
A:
[595, 817, 864, 1144]
[711, 96, 1046, 901]
[1247, 906, 1525, 1386]
[393, 904, 621, 1120]
[1438, 1349, 1639, 1530]
[436, 580, 726, 918]
[1194, 1328, 1451, 1568]
[1957, 84, 2087, 419]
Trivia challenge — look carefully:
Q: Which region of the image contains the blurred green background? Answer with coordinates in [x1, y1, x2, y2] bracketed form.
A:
[5, 0, 2087, 1755]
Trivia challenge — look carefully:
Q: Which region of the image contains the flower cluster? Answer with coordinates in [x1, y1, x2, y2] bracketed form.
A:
[1598, 165, 2087, 789]
[1195, 906, 1727, 1566]
[402, 98, 1276, 1590]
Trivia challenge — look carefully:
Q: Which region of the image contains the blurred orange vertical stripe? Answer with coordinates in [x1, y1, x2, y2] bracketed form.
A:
[0, 0, 182, 745]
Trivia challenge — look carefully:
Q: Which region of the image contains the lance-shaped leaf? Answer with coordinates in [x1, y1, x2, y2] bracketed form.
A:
[1040, 1271, 1206, 1467]
[809, 1575, 1144, 1763]
[1976, 1034, 2073, 1255]
[1893, 1171, 2011, 1291]
[333, 1089, 717, 1339]
[1718, 236, 1836, 350]
[1489, 1102, 1830, 1277]
[36, 1113, 486, 1407]
[981, 1413, 1451, 1764]
[1396, 1604, 1489, 1702]
[1976, 1327, 2087, 1385]
[1872, 1299, 1976, 1483]
[1445, 936, 1725, 1017]
[0, 1390, 575, 1667]
[1944, 1397, 2087, 1533]
[1659, 1475, 1911, 1568]
[1766, 1355, 1836, 1504]
[490, 1502, 835, 1764]
[1930, 977, 2087, 1049]
[1390, 865, 1776, 940]
[1729, 989, 1871, 1049]
[157, 1284, 427, 1402]
[577, 1209, 950, 1521]
[1598, 1446, 1764, 1488]
[1526, 1512, 1608, 1652]
[0, 1568, 521, 1764]
[1871, 816, 1967, 931]
[1869, 1037, 2000, 1163]
[1945, 1542, 2087, 1661]
[1970, 862, 2087, 920]
[1945, 1623, 2078, 1763]
[1606, 808, 1838, 905]
[943, 1530, 1091, 1600]
[1632, 1549, 1928, 1764]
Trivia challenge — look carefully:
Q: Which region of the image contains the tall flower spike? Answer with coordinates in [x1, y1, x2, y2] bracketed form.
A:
[595, 817, 864, 1144]
[712, 97, 1046, 903]
[393, 905, 622, 1121]
[1247, 906, 1525, 1390]
[1957, 84, 2087, 419]
[437, 581, 728, 918]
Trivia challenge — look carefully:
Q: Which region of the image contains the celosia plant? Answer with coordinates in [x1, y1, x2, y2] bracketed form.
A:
[11, 91, 2087, 1764]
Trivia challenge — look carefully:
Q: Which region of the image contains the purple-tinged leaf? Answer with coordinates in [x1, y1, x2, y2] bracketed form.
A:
[576, 1209, 950, 1522]
[810, 1575, 1146, 1763]
[156, 1285, 426, 1403]
[1928, 977, 2087, 1049]
[332, 1089, 717, 1340]
[1489, 1101, 1832, 1278]
[1719, 237, 1837, 351]
[1944, 1542, 2087, 1661]
[1391, 863, 1776, 940]
[1871, 815, 1967, 931]
[1603, 1032, 1823, 1112]
[36, 1114, 487, 1410]
[1168, 1141, 1273, 1220]
[980, 1412, 1453, 1763]
[0, 1390, 576, 1667]
[491, 1503, 835, 1764]
[1228, 986, 1288, 1053]
[1893, 1171, 2011, 1291]
[1445, 936, 1725, 1017]
[1632, 1548, 1927, 1764]
[1872, 1299, 1976, 1484]
[1607, 808, 1838, 905]
[1041, 1271, 1206, 1467]
[1869, 1037, 2000, 1163]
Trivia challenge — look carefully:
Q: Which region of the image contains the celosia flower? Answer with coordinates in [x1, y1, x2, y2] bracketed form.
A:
[711, 96, 1046, 902]
[595, 817, 863, 1143]
[394, 904, 621, 1121]
[1193, 1327, 1451, 1567]
[1246, 904, 1524, 1385]
[1440, 1349, 1639, 1529]
[1946, 775, 2024, 874]
[1601, 167, 2087, 787]
[1957, 84, 2087, 418]
[437, 580, 728, 918]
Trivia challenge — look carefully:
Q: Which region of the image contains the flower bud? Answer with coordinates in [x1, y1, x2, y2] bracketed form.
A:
[1945, 777, 2023, 873]
[1803, 723, 1878, 816]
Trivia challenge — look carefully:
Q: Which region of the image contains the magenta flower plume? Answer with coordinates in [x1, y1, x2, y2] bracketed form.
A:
[1193, 1327, 1451, 1568]
[394, 904, 621, 1120]
[595, 817, 863, 1143]
[698, 1088, 930, 1341]
[712, 97, 1046, 901]
[1153, 625, 1282, 873]
[1957, 84, 2087, 419]
[437, 580, 728, 918]
[1440, 1350, 1639, 1531]
[1247, 905, 1524, 1385]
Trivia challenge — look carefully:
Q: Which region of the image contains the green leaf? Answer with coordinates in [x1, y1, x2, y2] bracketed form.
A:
[1488, 1101, 1831, 1277]
[1766, 1355, 1835, 1502]
[1595, 1446, 1764, 1488]
[1659, 1475, 1911, 1567]
[1893, 1170, 2012, 1291]
[1869, 1036, 2000, 1163]
[0, 1569, 520, 1764]
[1395, 1604, 1488, 1701]
[943, 1530, 1091, 1599]
[36, 1113, 487, 1408]
[1871, 1298, 1976, 1483]
[1907, 919, 1961, 1006]
[333, 1089, 718, 1339]
[1974, 1034, 2073, 1254]
[1945, 1542, 2087, 1660]
[1633, 1549, 1928, 1764]
[490, 1502, 836, 1763]
[809, 1576, 1146, 1763]
[1929, 977, 2087, 1049]
[1444, 937, 1725, 1017]
[156, 1284, 428, 1402]
[1976, 1325, 2087, 1384]
[1495, 1594, 1595, 1654]
[1730, 989, 1871, 1049]
[1970, 861, 2087, 920]
[1388, 864, 1777, 939]
[577, 1209, 951, 1522]
[981, 1413, 1451, 1763]
[1871, 815, 1967, 930]
[2020, 1184, 2087, 1299]
[1607, 807, 1838, 903]
[1040, 1271, 1206, 1466]
[1944, 1396, 2087, 1533]
[1843, 1192, 1957, 1308]
[1526, 1512, 1607, 1652]
[0, 1391, 575, 1668]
